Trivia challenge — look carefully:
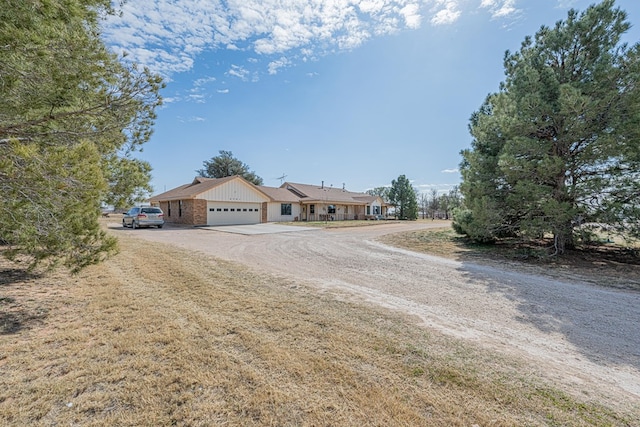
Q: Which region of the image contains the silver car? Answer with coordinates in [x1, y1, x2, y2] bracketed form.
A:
[123, 206, 165, 229]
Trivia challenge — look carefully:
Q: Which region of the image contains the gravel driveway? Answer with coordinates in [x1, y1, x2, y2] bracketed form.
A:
[113, 221, 640, 410]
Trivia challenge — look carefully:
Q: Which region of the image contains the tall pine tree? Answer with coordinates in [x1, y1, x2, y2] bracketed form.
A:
[388, 175, 418, 220]
[0, 0, 163, 271]
[457, 0, 640, 254]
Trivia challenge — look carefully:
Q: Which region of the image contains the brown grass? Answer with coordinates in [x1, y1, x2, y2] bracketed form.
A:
[0, 230, 637, 426]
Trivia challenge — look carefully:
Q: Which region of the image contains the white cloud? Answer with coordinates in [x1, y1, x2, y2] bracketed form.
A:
[441, 168, 459, 173]
[479, 0, 520, 19]
[103, 0, 429, 76]
[227, 65, 250, 81]
[102, 0, 529, 77]
[187, 93, 206, 103]
[177, 115, 207, 123]
[217, 89, 230, 94]
[193, 76, 216, 87]
[555, 0, 579, 8]
[400, 4, 422, 29]
[431, 1, 461, 26]
[268, 57, 292, 75]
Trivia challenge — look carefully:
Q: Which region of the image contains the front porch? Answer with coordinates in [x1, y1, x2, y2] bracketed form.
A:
[298, 202, 388, 222]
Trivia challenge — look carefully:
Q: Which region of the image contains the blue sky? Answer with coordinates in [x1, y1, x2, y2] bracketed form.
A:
[102, 0, 640, 195]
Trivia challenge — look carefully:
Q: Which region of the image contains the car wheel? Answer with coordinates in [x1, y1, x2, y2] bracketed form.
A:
[123, 220, 127, 228]
[132, 220, 137, 229]
[157, 225, 163, 229]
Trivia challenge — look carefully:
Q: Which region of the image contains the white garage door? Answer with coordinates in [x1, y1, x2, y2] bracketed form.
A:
[207, 202, 261, 225]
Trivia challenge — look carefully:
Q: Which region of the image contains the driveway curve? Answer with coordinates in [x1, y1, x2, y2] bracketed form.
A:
[110, 221, 640, 411]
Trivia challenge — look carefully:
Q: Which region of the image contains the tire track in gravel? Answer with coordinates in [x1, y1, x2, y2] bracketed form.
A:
[111, 222, 640, 410]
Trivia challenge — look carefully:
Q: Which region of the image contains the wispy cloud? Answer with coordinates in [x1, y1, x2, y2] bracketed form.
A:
[177, 116, 207, 123]
[102, 0, 431, 77]
[268, 57, 292, 75]
[441, 168, 459, 173]
[431, 1, 461, 26]
[187, 93, 206, 104]
[227, 65, 251, 81]
[479, 0, 520, 19]
[103, 0, 527, 77]
[193, 76, 216, 87]
[555, 0, 580, 8]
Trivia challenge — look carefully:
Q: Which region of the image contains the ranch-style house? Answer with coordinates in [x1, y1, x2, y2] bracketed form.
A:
[149, 175, 390, 226]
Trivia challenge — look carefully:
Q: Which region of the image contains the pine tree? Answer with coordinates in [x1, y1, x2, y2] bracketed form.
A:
[458, 0, 640, 253]
[0, 0, 163, 271]
[197, 151, 264, 186]
[388, 175, 418, 220]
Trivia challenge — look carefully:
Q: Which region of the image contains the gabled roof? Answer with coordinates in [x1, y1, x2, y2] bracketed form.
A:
[150, 175, 246, 202]
[281, 182, 384, 205]
[256, 186, 301, 203]
[150, 177, 388, 206]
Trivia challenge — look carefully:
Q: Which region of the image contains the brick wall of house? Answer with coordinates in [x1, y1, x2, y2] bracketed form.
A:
[158, 200, 190, 225]
[157, 199, 208, 225]
[193, 199, 207, 225]
[158, 201, 173, 223]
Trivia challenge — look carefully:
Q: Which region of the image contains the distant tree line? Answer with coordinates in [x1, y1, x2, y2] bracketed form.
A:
[419, 188, 462, 220]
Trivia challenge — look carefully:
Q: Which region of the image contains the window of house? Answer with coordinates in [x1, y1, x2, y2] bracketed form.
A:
[223, 208, 228, 212]
[217, 208, 222, 211]
[231, 208, 235, 212]
[167, 201, 171, 217]
[373, 206, 380, 215]
[243, 208, 247, 212]
[178, 200, 183, 217]
[310, 205, 315, 214]
[328, 205, 336, 214]
[281, 203, 292, 215]
[345, 206, 348, 214]
[367, 206, 371, 215]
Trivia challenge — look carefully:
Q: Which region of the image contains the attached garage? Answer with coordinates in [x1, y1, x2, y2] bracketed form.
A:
[206, 202, 261, 225]
[150, 176, 271, 226]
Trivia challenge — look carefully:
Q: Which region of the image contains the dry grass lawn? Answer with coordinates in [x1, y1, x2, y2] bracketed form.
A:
[0, 230, 637, 426]
[379, 224, 640, 291]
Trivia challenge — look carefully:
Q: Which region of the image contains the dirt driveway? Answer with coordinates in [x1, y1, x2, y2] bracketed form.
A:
[110, 221, 640, 410]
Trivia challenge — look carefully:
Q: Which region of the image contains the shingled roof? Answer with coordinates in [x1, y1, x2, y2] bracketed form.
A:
[149, 176, 243, 202]
[150, 176, 387, 206]
[281, 182, 386, 205]
[256, 186, 301, 202]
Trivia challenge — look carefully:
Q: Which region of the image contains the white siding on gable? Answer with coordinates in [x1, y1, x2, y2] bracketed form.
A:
[266, 202, 301, 222]
[196, 179, 269, 203]
[370, 198, 382, 215]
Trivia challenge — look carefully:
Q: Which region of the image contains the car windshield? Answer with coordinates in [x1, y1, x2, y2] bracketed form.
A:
[141, 208, 162, 214]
